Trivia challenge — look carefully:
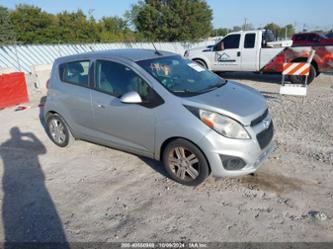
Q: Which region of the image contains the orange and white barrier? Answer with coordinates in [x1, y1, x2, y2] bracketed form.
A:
[282, 62, 310, 76]
[280, 50, 315, 97]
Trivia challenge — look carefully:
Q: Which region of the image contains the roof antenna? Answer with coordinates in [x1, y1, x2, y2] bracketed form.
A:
[151, 42, 162, 56]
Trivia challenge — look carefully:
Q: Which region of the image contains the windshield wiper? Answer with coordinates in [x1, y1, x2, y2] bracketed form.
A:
[172, 80, 228, 96]
[172, 89, 197, 94]
[198, 80, 228, 93]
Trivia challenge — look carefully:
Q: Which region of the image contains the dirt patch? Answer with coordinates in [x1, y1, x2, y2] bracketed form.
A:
[237, 171, 309, 194]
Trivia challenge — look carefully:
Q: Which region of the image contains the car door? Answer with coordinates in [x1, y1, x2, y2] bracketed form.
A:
[213, 34, 241, 71]
[57, 60, 95, 137]
[241, 32, 259, 71]
[91, 59, 160, 156]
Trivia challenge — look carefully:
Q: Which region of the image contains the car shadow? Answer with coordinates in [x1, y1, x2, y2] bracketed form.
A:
[220, 72, 282, 85]
[138, 156, 169, 178]
[0, 127, 69, 246]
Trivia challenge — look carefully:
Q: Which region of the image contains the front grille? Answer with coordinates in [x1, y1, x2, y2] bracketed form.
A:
[251, 109, 268, 127]
[256, 121, 274, 149]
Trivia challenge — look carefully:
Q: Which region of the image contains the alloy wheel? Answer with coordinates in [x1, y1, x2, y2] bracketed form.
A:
[48, 118, 66, 145]
[168, 146, 200, 181]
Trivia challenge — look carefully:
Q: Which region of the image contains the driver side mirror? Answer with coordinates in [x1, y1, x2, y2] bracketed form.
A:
[120, 91, 142, 104]
[214, 42, 224, 51]
[219, 42, 224, 51]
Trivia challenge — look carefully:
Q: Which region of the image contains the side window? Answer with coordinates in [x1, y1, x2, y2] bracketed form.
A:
[95, 60, 151, 100]
[306, 34, 313, 41]
[59, 60, 89, 86]
[294, 34, 305, 41]
[244, 33, 256, 48]
[222, 34, 241, 49]
[312, 34, 320, 42]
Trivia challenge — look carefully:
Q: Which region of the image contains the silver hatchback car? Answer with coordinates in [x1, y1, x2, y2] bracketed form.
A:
[44, 49, 273, 186]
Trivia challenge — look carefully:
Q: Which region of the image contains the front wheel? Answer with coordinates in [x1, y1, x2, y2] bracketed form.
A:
[162, 139, 210, 186]
[193, 59, 207, 69]
[289, 64, 316, 85]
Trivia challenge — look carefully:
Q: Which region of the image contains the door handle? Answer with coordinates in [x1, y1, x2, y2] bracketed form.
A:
[237, 51, 241, 57]
[97, 104, 105, 108]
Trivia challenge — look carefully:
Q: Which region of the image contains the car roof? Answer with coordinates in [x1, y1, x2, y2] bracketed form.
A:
[55, 48, 176, 64]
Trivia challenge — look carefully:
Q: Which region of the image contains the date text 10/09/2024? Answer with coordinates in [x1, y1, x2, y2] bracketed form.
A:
[121, 242, 207, 248]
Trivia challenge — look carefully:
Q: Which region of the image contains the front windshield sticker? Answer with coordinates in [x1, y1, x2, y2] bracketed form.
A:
[188, 63, 205, 72]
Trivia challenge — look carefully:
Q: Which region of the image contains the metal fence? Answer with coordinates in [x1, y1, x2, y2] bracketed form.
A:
[0, 41, 213, 73]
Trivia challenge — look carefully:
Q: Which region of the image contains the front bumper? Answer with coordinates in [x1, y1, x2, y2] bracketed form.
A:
[198, 122, 274, 177]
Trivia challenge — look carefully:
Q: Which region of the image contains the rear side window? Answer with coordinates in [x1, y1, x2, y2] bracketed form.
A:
[244, 33, 256, 48]
[223, 34, 241, 49]
[59, 60, 90, 86]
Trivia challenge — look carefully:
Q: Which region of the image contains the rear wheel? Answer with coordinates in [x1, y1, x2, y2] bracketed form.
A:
[162, 139, 210, 186]
[46, 114, 73, 147]
[289, 64, 316, 85]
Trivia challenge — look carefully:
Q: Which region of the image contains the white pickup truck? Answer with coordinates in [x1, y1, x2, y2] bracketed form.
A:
[185, 30, 333, 84]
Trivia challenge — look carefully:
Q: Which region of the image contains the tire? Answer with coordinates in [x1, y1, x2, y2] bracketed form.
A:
[46, 113, 73, 147]
[162, 139, 210, 186]
[193, 59, 207, 69]
[289, 64, 316, 85]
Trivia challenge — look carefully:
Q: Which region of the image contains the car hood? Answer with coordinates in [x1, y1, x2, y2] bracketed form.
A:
[182, 81, 268, 126]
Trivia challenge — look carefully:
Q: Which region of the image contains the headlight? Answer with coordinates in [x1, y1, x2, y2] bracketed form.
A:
[199, 109, 250, 139]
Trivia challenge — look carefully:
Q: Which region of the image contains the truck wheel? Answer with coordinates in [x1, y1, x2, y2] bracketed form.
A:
[193, 59, 207, 69]
[289, 65, 316, 85]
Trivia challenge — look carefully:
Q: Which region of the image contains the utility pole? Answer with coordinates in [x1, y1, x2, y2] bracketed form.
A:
[243, 18, 248, 31]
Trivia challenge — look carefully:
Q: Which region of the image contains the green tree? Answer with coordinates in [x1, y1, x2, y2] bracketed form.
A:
[0, 6, 16, 44]
[231, 26, 242, 32]
[10, 4, 56, 44]
[264, 23, 295, 40]
[56, 10, 99, 43]
[264, 23, 281, 40]
[98, 16, 134, 42]
[127, 0, 213, 41]
[280, 24, 295, 39]
[211, 28, 229, 37]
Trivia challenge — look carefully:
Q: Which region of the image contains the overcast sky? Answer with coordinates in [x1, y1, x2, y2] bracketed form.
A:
[1, 0, 332, 31]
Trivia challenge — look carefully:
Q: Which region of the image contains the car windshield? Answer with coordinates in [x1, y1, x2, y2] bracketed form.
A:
[136, 55, 227, 96]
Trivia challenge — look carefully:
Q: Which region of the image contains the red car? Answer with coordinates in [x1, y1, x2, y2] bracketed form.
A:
[292, 32, 333, 46]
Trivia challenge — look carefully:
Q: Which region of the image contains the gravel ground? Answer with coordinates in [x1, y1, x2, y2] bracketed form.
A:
[0, 73, 332, 242]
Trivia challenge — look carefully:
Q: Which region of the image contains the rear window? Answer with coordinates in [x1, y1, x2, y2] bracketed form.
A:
[244, 33, 256, 48]
[59, 60, 90, 86]
[293, 34, 320, 42]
